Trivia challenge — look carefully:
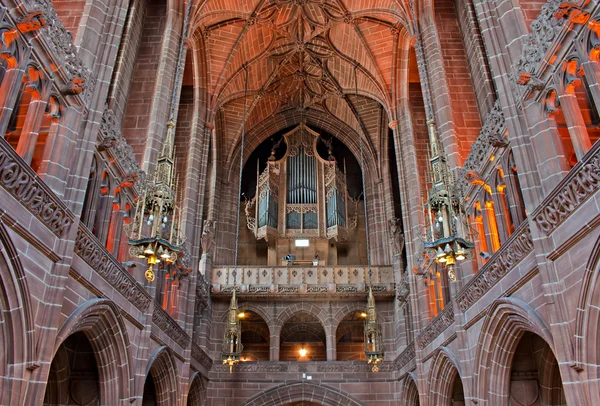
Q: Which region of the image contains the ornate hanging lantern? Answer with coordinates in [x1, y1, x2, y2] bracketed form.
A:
[421, 120, 473, 282]
[221, 289, 243, 373]
[363, 286, 385, 372]
[128, 121, 185, 282]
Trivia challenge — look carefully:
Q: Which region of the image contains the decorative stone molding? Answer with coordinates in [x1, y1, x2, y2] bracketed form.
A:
[0, 138, 75, 238]
[388, 217, 405, 255]
[455, 223, 533, 311]
[463, 101, 506, 173]
[196, 273, 211, 309]
[191, 342, 213, 371]
[98, 108, 145, 191]
[213, 363, 289, 373]
[152, 305, 190, 349]
[316, 362, 393, 372]
[416, 306, 454, 349]
[393, 342, 415, 371]
[512, 0, 567, 95]
[27, 0, 95, 103]
[74, 225, 152, 311]
[532, 142, 600, 235]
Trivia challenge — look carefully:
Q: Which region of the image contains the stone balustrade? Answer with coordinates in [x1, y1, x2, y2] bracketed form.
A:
[211, 265, 394, 296]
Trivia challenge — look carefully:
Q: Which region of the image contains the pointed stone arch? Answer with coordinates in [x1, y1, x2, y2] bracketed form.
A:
[186, 371, 207, 406]
[145, 346, 179, 405]
[0, 220, 35, 405]
[53, 298, 134, 404]
[239, 381, 365, 406]
[574, 233, 600, 398]
[472, 297, 554, 404]
[427, 347, 464, 406]
[400, 371, 420, 405]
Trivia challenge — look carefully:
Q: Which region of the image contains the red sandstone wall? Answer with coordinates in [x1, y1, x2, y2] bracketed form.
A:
[53, 0, 86, 37]
[122, 0, 167, 161]
[435, 0, 482, 155]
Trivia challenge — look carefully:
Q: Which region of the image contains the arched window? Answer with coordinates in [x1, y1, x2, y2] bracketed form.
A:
[81, 157, 100, 229]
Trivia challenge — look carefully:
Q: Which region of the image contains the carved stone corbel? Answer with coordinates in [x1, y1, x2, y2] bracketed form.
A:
[61, 77, 85, 95]
[17, 11, 46, 33]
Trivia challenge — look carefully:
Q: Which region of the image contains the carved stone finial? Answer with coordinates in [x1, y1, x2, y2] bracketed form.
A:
[97, 135, 118, 152]
[465, 171, 485, 186]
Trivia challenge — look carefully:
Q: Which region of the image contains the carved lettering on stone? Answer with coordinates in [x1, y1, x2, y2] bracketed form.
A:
[416, 306, 454, 349]
[533, 152, 600, 234]
[74, 226, 152, 311]
[455, 224, 533, 311]
[191, 342, 213, 371]
[0, 139, 74, 238]
[152, 305, 190, 349]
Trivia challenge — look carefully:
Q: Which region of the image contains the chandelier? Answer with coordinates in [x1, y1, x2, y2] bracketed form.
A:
[363, 287, 385, 372]
[221, 289, 243, 373]
[351, 66, 385, 370]
[220, 62, 249, 373]
[128, 121, 185, 282]
[422, 119, 473, 282]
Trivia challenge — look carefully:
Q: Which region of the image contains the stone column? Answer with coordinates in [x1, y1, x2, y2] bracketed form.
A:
[557, 91, 592, 160]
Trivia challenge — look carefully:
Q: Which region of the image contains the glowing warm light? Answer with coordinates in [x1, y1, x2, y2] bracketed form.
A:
[238, 312, 245, 318]
[299, 347, 307, 357]
[360, 312, 367, 318]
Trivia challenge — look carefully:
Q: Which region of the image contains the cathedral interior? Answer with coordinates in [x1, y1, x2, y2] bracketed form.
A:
[1, 0, 600, 404]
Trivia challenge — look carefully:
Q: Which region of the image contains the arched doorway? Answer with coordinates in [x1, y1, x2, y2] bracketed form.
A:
[44, 331, 100, 405]
[280, 312, 326, 361]
[335, 311, 366, 361]
[240, 310, 270, 361]
[142, 347, 178, 406]
[508, 331, 565, 405]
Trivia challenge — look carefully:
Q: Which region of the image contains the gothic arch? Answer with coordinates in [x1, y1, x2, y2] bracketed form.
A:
[472, 297, 554, 404]
[574, 233, 600, 397]
[0, 220, 35, 405]
[427, 347, 464, 406]
[400, 372, 420, 405]
[239, 381, 365, 406]
[186, 371, 206, 406]
[54, 298, 134, 404]
[332, 302, 368, 331]
[145, 346, 179, 405]
[273, 303, 330, 336]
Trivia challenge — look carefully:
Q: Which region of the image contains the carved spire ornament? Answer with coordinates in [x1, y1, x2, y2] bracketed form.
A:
[221, 289, 243, 373]
[363, 286, 385, 372]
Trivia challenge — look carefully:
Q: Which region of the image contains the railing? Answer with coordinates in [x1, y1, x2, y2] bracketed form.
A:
[211, 265, 394, 295]
[393, 342, 415, 371]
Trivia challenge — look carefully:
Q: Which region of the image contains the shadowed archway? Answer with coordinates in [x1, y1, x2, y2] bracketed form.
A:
[239, 382, 365, 406]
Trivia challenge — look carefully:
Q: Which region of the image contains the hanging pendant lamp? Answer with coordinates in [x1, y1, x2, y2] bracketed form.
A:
[221, 63, 250, 373]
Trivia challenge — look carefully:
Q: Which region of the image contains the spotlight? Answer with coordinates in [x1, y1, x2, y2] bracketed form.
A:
[299, 347, 307, 357]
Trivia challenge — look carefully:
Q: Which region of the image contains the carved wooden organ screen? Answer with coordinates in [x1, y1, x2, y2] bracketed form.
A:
[248, 124, 356, 242]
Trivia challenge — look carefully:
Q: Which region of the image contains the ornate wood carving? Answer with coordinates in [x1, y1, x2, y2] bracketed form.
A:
[455, 223, 534, 311]
[0, 137, 75, 238]
[74, 225, 152, 311]
[533, 142, 600, 235]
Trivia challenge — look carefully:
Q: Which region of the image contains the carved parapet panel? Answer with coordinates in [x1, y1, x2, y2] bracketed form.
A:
[416, 306, 454, 349]
[532, 142, 600, 235]
[212, 362, 288, 373]
[455, 223, 533, 311]
[393, 342, 415, 371]
[0, 137, 75, 238]
[152, 305, 190, 349]
[74, 225, 152, 311]
[191, 342, 213, 371]
[316, 362, 393, 372]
